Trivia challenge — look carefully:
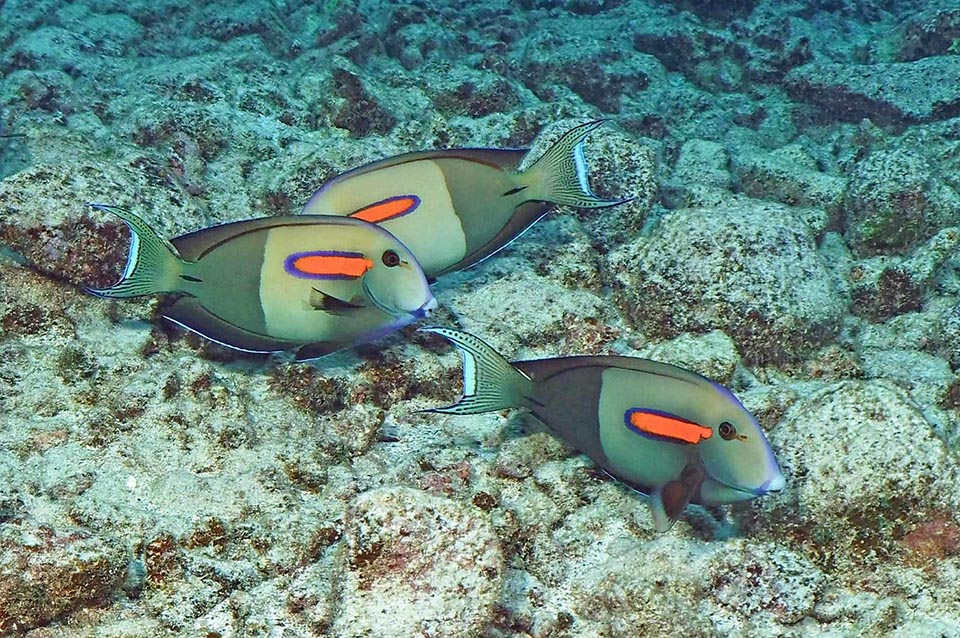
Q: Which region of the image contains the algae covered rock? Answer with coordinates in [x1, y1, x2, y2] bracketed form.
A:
[329, 68, 398, 138]
[573, 536, 823, 637]
[638, 330, 741, 385]
[882, 4, 960, 62]
[730, 143, 846, 217]
[706, 540, 824, 630]
[609, 203, 845, 365]
[196, 558, 338, 638]
[441, 268, 613, 356]
[333, 487, 503, 638]
[843, 148, 960, 255]
[848, 226, 960, 321]
[0, 520, 127, 632]
[574, 536, 716, 637]
[0, 157, 205, 289]
[785, 57, 960, 125]
[758, 380, 958, 573]
[662, 138, 737, 209]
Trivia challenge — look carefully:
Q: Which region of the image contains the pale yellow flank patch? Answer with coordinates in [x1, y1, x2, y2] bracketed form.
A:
[311, 160, 467, 275]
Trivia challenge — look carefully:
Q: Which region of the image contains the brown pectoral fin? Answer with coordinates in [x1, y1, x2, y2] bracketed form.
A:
[649, 463, 706, 533]
[309, 287, 365, 314]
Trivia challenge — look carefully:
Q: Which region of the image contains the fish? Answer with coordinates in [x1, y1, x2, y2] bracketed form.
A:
[85, 204, 437, 360]
[301, 120, 632, 279]
[422, 327, 784, 532]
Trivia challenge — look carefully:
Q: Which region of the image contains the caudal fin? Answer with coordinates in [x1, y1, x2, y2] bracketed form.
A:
[520, 120, 633, 209]
[85, 204, 188, 298]
[421, 327, 533, 414]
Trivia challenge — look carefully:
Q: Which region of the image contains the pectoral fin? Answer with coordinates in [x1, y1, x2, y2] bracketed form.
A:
[309, 287, 365, 314]
[649, 464, 705, 533]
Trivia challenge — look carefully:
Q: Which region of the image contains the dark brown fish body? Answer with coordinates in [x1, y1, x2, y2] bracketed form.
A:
[425, 328, 785, 532]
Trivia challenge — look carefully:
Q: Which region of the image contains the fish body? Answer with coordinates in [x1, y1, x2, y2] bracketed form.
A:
[87, 205, 436, 360]
[302, 120, 631, 278]
[424, 327, 784, 532]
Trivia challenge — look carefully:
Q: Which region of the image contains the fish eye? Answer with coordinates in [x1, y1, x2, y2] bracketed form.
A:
[382, 250, 401, 267]
[718, 421, 738, 440]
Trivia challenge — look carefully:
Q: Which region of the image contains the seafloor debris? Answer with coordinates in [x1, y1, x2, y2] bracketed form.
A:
[4, 0, 960, 636]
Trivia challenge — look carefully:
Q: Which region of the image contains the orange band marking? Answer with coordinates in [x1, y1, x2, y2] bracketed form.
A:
[350, 195, 421, 224]
[285, 251, 374, 280]
[625, 408, 713, 445]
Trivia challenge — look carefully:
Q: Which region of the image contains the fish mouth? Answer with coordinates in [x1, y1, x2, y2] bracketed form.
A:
[711, 469, 786, 499]
[413, 296, 438, 319]
[363, 280, 436, 320]
[731, 472, 786, 497]
[759, 471, 786, 494]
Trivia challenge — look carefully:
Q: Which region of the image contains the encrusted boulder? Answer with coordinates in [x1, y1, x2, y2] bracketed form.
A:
[843, 148, 960, 255]
[662, 138, 737, 209]
[333, 487, 504, 638]
[754, 380, 958, 574]
[573, 536, 824, 637]
[880, 5, 960, 62]
[730, 143, 846, 217]
[0, 521, 127, 633]
[609, 202, 846, 365]
[785, 57, 960, 126]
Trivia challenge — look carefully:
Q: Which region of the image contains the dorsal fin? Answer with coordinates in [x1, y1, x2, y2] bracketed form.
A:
[439, 147, 529, 170]
[170, 217, 284, 261]
[329, 147, 529, 182]
[304, 148, 531, 216]
[170, 216, 376, 262]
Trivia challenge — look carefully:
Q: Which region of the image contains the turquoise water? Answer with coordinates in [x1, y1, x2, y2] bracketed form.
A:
[2, 1, 960, 636]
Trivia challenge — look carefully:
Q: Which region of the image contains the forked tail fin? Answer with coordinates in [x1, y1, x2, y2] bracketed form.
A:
[421, 327, 534, 414]
[84, 204, 190, 298]
[519, 119, 633, 209]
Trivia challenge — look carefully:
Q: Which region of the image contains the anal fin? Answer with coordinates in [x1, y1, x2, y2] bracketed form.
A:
[164, 296, 297, 354]
[295, 341, 351, 361]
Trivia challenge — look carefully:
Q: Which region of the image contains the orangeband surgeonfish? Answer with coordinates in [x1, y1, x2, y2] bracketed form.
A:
[301, 120, 632, 278]
[86, 204, 436, 360]
[423, 327, 784, 532]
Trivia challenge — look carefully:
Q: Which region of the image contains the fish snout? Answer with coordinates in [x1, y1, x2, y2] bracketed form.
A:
[414, 296, 438, 319]
[756, 471, 786, 496]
